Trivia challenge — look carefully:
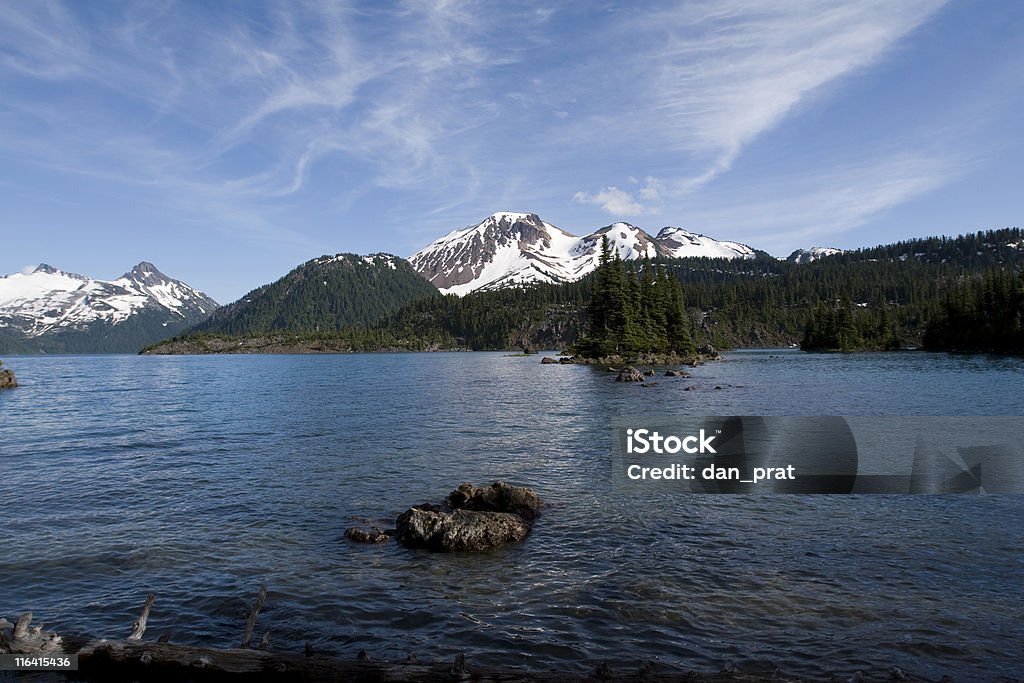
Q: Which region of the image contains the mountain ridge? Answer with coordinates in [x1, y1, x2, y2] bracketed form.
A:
[140, 226, 1024, 356]
[0, 261, 218, 354]
[408, 212, 759, 296]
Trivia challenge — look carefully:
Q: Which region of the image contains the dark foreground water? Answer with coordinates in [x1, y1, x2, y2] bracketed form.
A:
[1, 350, 1022, 681]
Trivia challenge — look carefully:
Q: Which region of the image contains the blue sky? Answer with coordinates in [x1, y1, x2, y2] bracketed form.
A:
[2, 1, 1022, 303]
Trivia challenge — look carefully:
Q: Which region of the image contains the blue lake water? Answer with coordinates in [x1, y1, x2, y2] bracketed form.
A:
[1, 350, 1022, 680]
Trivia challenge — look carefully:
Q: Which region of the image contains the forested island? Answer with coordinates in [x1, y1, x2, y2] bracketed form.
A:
[142, 228, 1024, 357]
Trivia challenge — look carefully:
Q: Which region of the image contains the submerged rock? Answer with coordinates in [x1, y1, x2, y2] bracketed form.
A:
[540, 356, 558, 364]
[0, 368, 16, 389]
[447, 481, 542, 521]
[558, 356, 576, 364]
[614, 366, 644, 382]
[394, 508, 532, 551]
[665, 369, 690, 377]
[344, 527, 393, 544]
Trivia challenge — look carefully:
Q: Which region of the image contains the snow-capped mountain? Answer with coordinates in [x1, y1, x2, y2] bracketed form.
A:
[409, 212, 757, 295]
[785, 247, 844, 264]
[655, 227, 756, 260]
[0, 262, 218, 353]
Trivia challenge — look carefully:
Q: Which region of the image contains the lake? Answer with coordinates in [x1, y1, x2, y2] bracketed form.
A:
[1, 350, 1022, 680]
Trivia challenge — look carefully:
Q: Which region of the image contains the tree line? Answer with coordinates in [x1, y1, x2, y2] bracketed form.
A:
[923, 269, 1024, 354]
[144, 227, 1024, 356]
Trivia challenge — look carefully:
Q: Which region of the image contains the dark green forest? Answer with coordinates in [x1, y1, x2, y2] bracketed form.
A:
[146, 228, 1024, 355]
[193, 253, 439, 335]
[923, 269, 1024, 354]
[574, 238, 695, 358]
[1, 307, 203, 354]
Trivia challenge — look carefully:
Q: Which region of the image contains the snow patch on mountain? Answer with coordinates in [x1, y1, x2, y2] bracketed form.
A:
[0, 262, 218, 337]
[409, 213, 757, 295]
[786, 247, 844, 264]
[656, 227, 756, 259]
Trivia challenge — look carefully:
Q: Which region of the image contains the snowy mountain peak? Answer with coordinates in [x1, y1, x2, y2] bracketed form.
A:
[409, 212, 757, 295]
[575, 223, 661, 262]
[0, 262, 218, 345]
[408, 212, 581, 295]
[126, 261, 162, 276]
[121, 261, 171, 287]
[489, 211, 539, 223]
[655, 227, 757, 260]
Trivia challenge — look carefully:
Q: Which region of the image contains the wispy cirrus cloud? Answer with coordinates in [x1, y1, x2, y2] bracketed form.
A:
[4, 0, 1015, 291]
[0, 0, 515, 241]
[680, 151, 969, 251]
[570, 0, 950, 210]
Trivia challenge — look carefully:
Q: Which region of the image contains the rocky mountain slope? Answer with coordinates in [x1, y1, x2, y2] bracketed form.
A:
[0, 262, 218, 354]
[408, 212, 757, 295]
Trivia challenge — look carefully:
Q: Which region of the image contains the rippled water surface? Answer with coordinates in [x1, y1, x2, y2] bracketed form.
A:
[1, 350, 1022, 680]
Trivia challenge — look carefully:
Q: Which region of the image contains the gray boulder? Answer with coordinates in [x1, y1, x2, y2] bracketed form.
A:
[446, 481, 542, 521]
[395, 508, 532, 551]
[614, 366, 644, 382]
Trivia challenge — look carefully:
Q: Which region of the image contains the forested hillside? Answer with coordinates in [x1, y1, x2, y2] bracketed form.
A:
[923, 269, 1024, 353]
[146, 228, 1023, 355]
[193, 253, 439, 335]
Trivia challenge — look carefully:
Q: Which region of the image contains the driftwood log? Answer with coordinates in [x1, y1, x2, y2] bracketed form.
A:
[0, 587, 823, 682]
[128, 593, 154, 640]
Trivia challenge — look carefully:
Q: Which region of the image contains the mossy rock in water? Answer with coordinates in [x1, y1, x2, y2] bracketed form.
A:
[0, 368, 16, 389]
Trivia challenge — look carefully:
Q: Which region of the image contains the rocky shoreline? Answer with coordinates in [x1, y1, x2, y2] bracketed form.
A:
[140, 334, 469, 355]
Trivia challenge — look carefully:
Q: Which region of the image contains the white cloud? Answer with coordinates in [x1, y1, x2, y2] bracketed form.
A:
[575, 177, 661, 216]
[637, 177, 661, 202]
[573, 187, 647, 216]
[0, 1, 516, 243]
[558, 0, 949, 191]
[0, 0, 986, 262]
